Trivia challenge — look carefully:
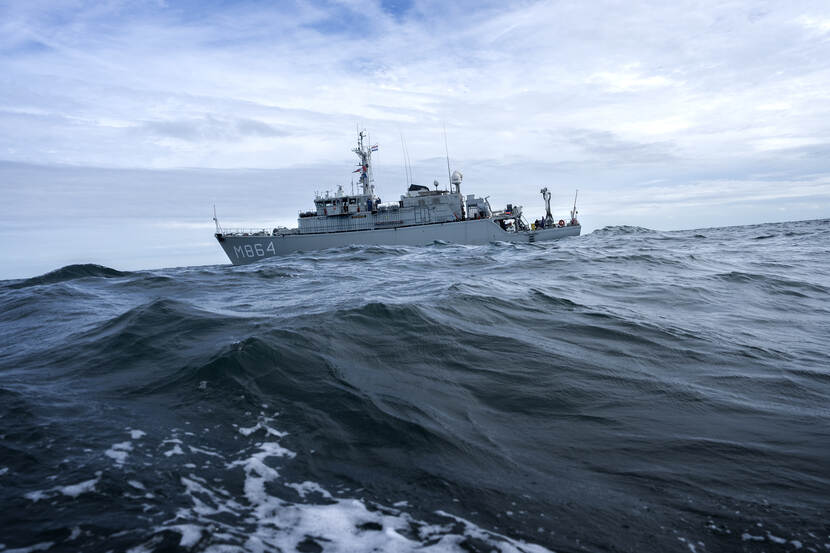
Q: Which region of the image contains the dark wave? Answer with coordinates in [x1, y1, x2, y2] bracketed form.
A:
[590, 225, 657, 235]
[7, 263, 130, 289]
[710, 270, 829, 296]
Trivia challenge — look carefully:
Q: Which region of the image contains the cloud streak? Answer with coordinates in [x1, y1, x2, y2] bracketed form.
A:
[138, 116, 291, 141]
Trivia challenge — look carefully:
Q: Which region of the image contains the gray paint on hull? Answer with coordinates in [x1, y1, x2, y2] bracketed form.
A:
[217, 218, 581, 265]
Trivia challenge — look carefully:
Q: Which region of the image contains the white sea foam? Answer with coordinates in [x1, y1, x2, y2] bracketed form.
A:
[105, 441, 133, 466]
[189, 445, 223, 458]
[678, 537, 698, 553]
[22, 417, 551, 552]
[166, 524, 202, 547]
[767, 532, 786, 544]
[285, 481, 333, 499]
[180, 476, 243, 516]
[163, 414, 553, 553]
[23, 490, 49, 503]
[237, 420, 287, 438]
[59, 477, 99, 498]
[130, 430, 146, 440]
[128, 480, 146, 490]
[0, 467, 8, 476]
[164, 444, 184, 457]
[24, 476, 100, 502]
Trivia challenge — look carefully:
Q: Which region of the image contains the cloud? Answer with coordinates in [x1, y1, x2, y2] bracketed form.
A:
[137, 116, 290, 141]
[554, 129, 678, 164]
[796, 14, 830, 33]
[2, 1, 828, 163]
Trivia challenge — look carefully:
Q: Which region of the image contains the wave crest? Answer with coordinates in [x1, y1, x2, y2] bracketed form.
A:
[590, 225, 656, 236]
[9, 263, 130, 289]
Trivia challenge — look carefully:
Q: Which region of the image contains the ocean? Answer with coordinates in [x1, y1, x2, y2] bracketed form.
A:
[1, 219, 828, 553]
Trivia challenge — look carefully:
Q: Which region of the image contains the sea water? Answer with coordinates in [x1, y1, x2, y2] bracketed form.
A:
[1, 220, 828, 552]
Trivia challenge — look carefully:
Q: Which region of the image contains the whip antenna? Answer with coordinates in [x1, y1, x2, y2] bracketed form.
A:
[400, 133, 413, 185]
[400, 133, 412, 186]
[571, 189, 579, 222]
[443, 122, 452, 189]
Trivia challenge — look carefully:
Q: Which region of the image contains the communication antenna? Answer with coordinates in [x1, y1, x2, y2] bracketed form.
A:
[399, 133, 408, 187]
[443, 123, 452, 190]
[401, 133, 409, 188]
[571, 189, 579, 222]
[405, 135, 413, 184]
[400, 133, 413, 185]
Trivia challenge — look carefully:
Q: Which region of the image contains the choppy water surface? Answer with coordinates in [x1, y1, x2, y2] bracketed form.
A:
[1, 220, 829, 553]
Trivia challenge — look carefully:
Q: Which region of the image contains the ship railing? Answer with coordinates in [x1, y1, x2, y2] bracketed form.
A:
[219, 227, 297, 237]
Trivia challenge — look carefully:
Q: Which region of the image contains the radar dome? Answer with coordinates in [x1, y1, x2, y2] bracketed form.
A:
[451, 170, 463, 185]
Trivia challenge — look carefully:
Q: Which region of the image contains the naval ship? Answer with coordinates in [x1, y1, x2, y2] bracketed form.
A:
[214, 130, 580, 265]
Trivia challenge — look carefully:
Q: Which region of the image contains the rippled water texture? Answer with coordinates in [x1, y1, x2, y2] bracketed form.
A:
[1, 220, 829, 553]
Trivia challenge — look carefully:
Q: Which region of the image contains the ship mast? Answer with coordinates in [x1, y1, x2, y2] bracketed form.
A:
[352, 130, 376, 197]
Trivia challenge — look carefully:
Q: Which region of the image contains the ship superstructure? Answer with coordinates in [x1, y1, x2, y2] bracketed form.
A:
[215, 130, 580, 265]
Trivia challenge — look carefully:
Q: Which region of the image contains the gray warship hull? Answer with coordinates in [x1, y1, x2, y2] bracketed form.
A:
[217, 218, 580, 266]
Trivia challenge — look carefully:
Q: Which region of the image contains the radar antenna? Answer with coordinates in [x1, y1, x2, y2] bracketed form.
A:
[451, 169, 465, 220]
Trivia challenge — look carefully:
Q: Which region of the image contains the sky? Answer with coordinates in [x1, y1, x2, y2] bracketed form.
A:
[1, 0, 830, 278]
